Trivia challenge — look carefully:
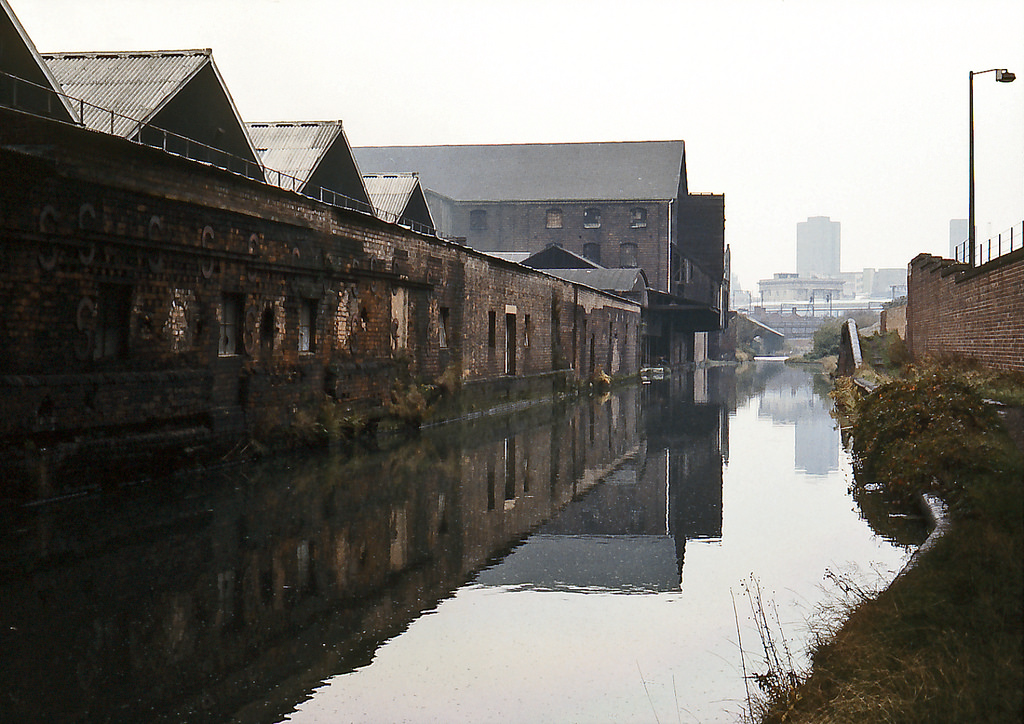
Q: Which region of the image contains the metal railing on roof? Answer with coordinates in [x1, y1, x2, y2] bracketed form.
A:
[953, 220, 1023, 267]
[1, 69, 441, 239]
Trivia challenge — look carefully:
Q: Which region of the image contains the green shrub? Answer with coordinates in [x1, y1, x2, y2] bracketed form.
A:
[851, 371, 1020, 503]
[810, 319, 842, 359]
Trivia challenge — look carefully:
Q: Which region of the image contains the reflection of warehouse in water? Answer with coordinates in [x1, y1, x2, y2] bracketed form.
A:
[476, 375, 728, 592]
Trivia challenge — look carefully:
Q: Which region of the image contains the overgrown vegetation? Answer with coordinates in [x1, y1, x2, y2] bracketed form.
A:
[851, 371, 1020, 504]
[809, 318, 842, 359]
[750, 366, 1024, 723]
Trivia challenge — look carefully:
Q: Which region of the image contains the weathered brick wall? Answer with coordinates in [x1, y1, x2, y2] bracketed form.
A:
[448, 199, 671, 291]
[906, 251, 1024, 371]
[0, 107, 642, 495]
[879, 301, 907, 338]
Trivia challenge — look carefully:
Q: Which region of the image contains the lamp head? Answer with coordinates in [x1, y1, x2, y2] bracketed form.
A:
[996, 69, 1016, 82]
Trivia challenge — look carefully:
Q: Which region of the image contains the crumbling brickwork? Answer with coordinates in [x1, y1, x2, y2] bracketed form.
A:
[0, 107, 642, 497]
[906, 251, 1024, 372]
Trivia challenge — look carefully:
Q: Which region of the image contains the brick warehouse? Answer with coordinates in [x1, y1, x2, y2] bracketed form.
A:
[354, 143, 729, 365]
[906, 250, 1024, 372]
[0, 0, 726, 497]
[0, 106, 643, 498]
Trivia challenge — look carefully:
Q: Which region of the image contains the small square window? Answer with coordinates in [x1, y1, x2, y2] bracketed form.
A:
[630, 207, 647, 228]
[546, 208, 563, 229]
[470, 209, 488, 231]
[583, 208, 601, 229]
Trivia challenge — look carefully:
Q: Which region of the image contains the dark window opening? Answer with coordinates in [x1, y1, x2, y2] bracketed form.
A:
[260, 305, 275, 352]
[630, 207, 648, 228]
[95, 284, 132, 359]
[583, 207, 601, 229]
[220, 293, 243, 356]
[470, 209, 487, 231]
[524, 314, 531, 348]
[488, 310, 496, 348]
[583, 242, 601, 265]
[505, 313, 517, 375]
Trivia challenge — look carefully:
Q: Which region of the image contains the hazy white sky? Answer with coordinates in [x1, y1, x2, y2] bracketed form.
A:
[10, 0, 1024, 290]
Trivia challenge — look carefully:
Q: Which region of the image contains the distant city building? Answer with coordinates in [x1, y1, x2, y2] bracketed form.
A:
[757, 273, 844, 309]
[796, 216, 841, 278]
[861, 267, 907, 299]
[949, 218, 968, 260]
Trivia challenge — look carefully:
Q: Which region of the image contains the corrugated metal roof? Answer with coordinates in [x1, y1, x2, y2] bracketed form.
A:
[352, 141, 686, 202]
[41, 50, 209, 136]
[247, 121, 343, 186]
[362, 172, 421, 221]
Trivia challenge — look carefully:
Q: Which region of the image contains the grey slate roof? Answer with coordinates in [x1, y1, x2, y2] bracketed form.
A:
[42, 50, 210, 136]
[538, 268, 649, 295]
[521, 245, 603, 270]
[352, 141, 687, 202]
[248, 120, 343, 186]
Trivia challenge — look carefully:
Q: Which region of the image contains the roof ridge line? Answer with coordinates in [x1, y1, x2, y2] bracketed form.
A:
[40, 48, 212, 58]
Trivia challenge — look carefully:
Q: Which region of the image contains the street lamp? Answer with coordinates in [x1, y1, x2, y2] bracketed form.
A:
[969, 68, 1015, 267]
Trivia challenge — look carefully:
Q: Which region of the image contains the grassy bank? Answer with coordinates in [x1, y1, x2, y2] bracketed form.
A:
[752, 366, 1024, 723]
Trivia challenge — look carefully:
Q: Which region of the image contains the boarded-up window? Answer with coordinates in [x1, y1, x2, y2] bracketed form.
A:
[583, 243, 601, 265]
[546, 208, 563, 229]
[620, 243, 639, 268]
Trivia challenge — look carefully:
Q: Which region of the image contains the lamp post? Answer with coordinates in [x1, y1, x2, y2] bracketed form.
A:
[969, 68, 1015, 267]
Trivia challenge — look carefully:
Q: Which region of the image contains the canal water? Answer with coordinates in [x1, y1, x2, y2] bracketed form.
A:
[0, 362, 915, 723]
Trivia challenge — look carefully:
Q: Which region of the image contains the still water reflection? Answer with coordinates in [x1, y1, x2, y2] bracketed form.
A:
[0, 363, 911, 723]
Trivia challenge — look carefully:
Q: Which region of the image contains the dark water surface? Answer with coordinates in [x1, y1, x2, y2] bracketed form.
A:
[0, 363, 913, 723]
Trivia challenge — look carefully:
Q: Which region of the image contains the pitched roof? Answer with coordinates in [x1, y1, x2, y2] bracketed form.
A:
[362, 172, 420, 221]
[248, 119, 372, 211]
[484, 251, 532, 264]
[521, 245, 603, 270]
[248, 120, 343, 187]
[352, 141, 687, 202]
[539, 268, 649, 295]
[41, 49, 210, 137]
[0, 0, 76, 121]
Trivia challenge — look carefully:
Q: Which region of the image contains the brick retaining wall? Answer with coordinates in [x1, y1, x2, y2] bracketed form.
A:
[906, 251, 1024, 372]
